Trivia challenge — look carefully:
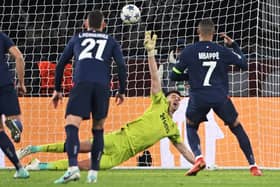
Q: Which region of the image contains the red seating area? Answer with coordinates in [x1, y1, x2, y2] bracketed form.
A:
[38, 61, 73, 95]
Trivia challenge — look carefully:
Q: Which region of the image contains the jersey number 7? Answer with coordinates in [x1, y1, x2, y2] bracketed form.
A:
[202, 61, 217, 86]
[79, 38, 107, 61]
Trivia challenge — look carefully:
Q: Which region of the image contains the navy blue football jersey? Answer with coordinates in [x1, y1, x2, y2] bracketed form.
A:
[0, 32, 15, 87]
[171, 41, 247, 102]
[55, 30, 127, 94]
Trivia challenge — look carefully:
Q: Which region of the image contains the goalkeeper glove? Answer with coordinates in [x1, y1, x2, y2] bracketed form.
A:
[144, 31, 157, 57]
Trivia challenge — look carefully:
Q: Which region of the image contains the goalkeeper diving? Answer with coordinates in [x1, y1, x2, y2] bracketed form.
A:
[18, 31, 195, 173]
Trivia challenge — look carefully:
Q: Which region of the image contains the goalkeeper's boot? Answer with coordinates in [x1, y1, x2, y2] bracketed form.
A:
[250, 165, 262, 176]
[14, 167, 30, 179]
[16, 145, 35, 160]
[87, 170, 98, 183]
[54, 166, 80, 184]
[185, 157, 206, 176]
[25, 158, 40, 171]
[5, 119, 21, 143]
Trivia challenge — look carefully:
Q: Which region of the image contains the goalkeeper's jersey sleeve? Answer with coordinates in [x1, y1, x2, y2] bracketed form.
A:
[121, 91, 181, 154]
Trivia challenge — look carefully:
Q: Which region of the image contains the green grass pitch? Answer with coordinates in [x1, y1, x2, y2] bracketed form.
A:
[0, 169, 279, 187]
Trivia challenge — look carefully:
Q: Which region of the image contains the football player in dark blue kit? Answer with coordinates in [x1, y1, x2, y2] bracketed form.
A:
[52, 10, 127, 184]
[170, 19, 262, 176]
[0, 32, 29, 178]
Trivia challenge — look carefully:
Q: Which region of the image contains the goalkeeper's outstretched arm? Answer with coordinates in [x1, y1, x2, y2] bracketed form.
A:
[144, 31, 161, 95]
[173, 142, 195, 164]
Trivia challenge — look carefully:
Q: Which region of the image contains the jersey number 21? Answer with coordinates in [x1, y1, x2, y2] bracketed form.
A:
[79, 38, 107, 61]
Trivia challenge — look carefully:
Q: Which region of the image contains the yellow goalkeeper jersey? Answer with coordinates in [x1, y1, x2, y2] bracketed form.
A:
[121, 91, 181, 155]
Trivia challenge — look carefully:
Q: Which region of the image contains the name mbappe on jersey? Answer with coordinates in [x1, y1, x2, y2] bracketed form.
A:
[198, 52, 220, 60]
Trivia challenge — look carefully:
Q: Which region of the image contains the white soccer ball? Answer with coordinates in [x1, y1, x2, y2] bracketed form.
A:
[120, 4, 141, 24]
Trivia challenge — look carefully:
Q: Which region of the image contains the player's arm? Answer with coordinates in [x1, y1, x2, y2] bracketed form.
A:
[169, 131, 195, 164]
[9, 46, 26, 94]
[220, 33, 248, 70]
[3, 32, 26, 94]
[169, 51, 189, 82]
[52, 36, 75, 108]
[144, 31, 161, 95]
[173, 142, 195, 164]
[112, 41, 127, 105]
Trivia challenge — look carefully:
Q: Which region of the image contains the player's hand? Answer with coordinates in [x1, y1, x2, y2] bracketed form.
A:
[115, 92, 125, 105]
[144, 31, 157, 57]
[17, 82, 26, 96]
[220, 33, 234, 46]
[51, 90, 63, 109]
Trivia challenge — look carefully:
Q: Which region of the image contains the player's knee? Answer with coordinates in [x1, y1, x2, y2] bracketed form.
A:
[93, 118, 106, 129]
[227, 117, 240, 128]
[186, 119, 200, 131]
[6, 115, 21, 120]
[186, 118, 199, 127]
[186, 118, 195, 126]
[65, 114, 82, 127]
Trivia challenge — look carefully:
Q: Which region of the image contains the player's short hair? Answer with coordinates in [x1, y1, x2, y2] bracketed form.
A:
[88, 10, 104, 29]
[165, 90, 182, 98]
[198, 18, 215, 35]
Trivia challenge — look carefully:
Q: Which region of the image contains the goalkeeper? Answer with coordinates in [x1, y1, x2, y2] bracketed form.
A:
[19, 31, 195, 171]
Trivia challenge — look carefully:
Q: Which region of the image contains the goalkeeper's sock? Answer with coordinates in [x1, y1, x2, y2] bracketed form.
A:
[65, 125, 80, 166]
[0, 131, 20, 169]
[91, 129, 104, 170]
[39, 159, 68, 170]
[186, 124, 202, 157]
[230, 124, 256, 165]
[35, 142, 65, 153]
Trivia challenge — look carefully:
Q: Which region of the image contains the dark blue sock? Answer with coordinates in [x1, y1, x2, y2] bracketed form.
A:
[0, 131, 20, 169]
[230, 124, 255, 165]
[65, 125, 80, 166]
[91, 129, 104, 170]
[186, 124, 201, 157]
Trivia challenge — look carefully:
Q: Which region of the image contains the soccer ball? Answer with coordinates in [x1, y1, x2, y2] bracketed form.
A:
[120, 4, 141, 24]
